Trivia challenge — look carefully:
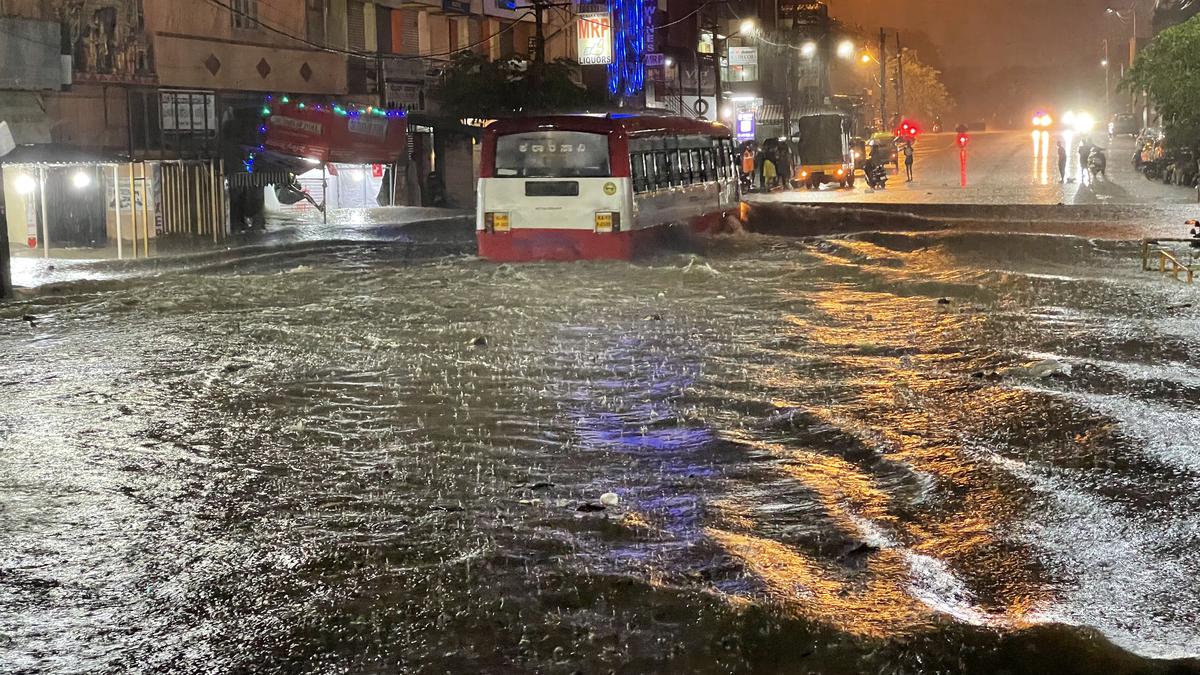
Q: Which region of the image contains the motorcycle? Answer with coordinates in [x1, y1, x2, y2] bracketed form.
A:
[865, 161, 889, 190]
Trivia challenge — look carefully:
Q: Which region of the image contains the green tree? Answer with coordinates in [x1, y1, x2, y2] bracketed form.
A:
[892, 50, 956, 124]
[431, 52, 608, 118]
[1123, 14, 1200, 144]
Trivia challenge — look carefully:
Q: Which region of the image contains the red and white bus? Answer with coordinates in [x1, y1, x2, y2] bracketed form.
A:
[477, 114, 741, 262]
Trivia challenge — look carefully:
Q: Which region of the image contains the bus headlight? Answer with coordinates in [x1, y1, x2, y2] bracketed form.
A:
[484, 212, 510, 233]
[800, 170, 809, 178]
[836, 168, 846, 177]
[595, 212, 620, 233]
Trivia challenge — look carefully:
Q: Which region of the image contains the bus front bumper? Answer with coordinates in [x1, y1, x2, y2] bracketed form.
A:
[478, 228, 654, 262]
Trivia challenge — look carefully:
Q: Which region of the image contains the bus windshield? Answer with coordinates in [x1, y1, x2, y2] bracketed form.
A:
[495, 131, 611, 178]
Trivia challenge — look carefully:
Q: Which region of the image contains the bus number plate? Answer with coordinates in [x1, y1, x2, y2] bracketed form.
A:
[595, 213, 613, 233]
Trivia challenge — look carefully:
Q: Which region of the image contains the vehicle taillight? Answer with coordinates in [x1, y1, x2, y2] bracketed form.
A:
[485, 212, 510, 233]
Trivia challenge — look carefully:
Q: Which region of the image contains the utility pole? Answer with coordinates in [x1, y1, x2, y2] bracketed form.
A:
[703, 5, 722, 122]
[895, 32, 904, 121]
[1103, 39, 1111, 114]
[878, 28, 887, 129]
[0, 165, 9, 299]
[531, 0, 547, 90]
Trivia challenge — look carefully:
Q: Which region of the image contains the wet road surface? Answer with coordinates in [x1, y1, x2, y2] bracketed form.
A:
[2, 227, 1200, 673]
[751, 131, 1197, 207]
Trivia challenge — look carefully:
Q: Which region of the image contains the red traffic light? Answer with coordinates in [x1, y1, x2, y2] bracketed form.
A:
[957, 133, 970, 147]
[896, 119, 921, 138]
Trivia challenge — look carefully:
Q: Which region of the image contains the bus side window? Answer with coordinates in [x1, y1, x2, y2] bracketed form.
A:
[655, 151, 671, 189]
[670, 150, 683, 186]
[631, 153, 648, 193]
[690, 149, 703, 184]
[713, 143, 724, 180]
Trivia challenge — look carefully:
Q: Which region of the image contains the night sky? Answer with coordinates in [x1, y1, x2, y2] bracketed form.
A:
[825, 0, 1154, 121]
[827, 0, 1150, 69]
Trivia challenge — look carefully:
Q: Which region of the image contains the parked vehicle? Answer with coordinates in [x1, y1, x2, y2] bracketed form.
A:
[1109, 113, 1138, 137]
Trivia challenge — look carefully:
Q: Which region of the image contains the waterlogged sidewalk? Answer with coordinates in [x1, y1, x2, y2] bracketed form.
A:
[5, 206, 473, 293]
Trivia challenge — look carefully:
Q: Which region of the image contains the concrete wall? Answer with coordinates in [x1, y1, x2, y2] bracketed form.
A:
[45, 85, 130, 150]
[146, 0, 348, 94]
[153, 35, 348, 94]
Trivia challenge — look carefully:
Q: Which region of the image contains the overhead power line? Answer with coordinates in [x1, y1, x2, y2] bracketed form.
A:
[205, 0, 534, 61]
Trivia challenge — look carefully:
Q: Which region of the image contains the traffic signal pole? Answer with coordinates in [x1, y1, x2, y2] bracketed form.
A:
[895, 34, 904, 117]
[878, 28, 887, 128]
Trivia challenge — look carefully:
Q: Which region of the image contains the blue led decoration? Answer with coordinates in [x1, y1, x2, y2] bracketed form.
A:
[607, 0, 654, 97]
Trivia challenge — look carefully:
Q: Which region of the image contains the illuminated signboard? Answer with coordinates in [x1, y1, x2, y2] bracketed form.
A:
[577, 12, 613, 65]
[736, 112, 756, 141]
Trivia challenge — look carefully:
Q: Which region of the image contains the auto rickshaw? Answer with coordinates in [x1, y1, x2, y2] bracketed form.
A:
[793, 113, 855, 189]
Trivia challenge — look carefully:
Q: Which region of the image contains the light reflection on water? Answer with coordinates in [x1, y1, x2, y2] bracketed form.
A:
[1, 230, 1198, 672]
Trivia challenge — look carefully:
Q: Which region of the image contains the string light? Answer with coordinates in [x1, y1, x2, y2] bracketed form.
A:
[607, 0, 651, 97]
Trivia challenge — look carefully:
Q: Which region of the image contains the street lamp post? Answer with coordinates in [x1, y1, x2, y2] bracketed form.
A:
[1106, 6, 1137, 39]
[1102, 39, 1110, 114]
[1106, 5, 1139, 119]
[705, 17, 755, 121]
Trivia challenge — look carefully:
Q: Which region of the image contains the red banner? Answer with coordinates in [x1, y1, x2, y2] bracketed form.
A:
[264, 104, 408, 164]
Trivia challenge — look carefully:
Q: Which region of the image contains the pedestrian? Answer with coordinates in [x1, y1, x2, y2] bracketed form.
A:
[903, 142, 914, 182]
[762, 157, 778, 190]
[1057, 140, 1068, 182]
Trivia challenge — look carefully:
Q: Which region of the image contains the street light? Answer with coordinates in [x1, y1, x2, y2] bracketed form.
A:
[801, 41, 817, 58]
[739, 19, 756, 37]
[1105, 6, 1137, 38]
[861, 53, 873, 64]
[837, 40, 855, 59]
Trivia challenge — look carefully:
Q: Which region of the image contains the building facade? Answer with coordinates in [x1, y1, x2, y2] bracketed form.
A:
[1, 0, 585, 257]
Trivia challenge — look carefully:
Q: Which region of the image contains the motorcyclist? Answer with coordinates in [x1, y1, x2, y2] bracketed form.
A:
[864, 142, 889, 189]
[1078, 138, 1093, 184]
[1088, 146, 1108, 182]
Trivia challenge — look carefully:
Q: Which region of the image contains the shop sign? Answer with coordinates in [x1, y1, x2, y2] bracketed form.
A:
[728, 47, 757, 66]
[577, 12, 612, 65]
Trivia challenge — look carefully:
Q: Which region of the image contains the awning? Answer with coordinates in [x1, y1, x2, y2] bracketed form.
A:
[227, 170, 295, 188]
[758, 104, 783, 124]
[0, 93, 52, 151]
[0, 143, 124, 167]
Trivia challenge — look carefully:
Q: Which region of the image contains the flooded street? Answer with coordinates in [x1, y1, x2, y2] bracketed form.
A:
[2, 228, 1199, 673]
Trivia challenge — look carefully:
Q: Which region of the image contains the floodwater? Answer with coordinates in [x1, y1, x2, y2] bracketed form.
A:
[2, 226, 1199, 674]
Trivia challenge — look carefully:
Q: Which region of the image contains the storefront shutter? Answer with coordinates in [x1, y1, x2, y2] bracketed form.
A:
[347, 0, 366, 52]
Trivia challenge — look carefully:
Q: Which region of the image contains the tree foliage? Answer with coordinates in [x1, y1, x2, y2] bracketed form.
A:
[892, 50, 956, 123]
[1123, 15, 1200, 144]
[431, 52, 608, 118]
